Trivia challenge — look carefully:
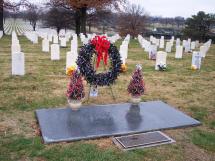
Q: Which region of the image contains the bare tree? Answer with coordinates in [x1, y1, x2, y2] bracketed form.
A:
[43, 7, 74, 34]
[49, 0, 125, 35]
[118, 4, 147, 38]
[26, 4, 39, 31]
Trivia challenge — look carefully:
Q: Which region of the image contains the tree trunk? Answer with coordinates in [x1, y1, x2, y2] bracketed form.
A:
[33, 24, 36, 31]
[57, 27, 60, 34]
[0, 0, 3, 33]
[80, 7, 87, 35]
[88, 23, 91, 33]
[102, 26, 105, 34]
[75, 11, 80, 36]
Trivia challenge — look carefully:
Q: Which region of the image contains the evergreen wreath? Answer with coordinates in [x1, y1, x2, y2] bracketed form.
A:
[77, 36, 122, 86]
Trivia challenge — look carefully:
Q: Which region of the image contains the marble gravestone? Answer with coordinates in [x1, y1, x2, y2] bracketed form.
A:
[192, 52, 202, 69]
[36, 101, 201, 143]
[175, 46, 183, 59]
[42, 39, 49, 52]
[159, 38, 165, 49]
[0, 31, 3, 39]
[120, 45, 127, 64]
[11, 44, 21, 55]
[155, 51, 167, 70]
[12, 52, 25, 76]
[32, 34, 38, 44]
[200, 46, 207, 58]
[60, 38, 67, 47]
[48, 35, 53, 42]
[195, 41, 199, 48]
[176, 38, 181, 46]
[184, 41, 191, 53]
[191, 42, 196, 50]
[71, 39, 78, 54]
[51, 44, 60, 60]
[53, 35, 59, 44]
[149, 45, 157, 60]
[66, 51, 78, 69]
[165, 42, 172, 53]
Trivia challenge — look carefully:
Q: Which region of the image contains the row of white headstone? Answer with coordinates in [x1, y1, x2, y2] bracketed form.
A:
[25, 32, 39, 44]
[119, 34, 130, 64]
[141, 35, 212, 70]
[0, 31, 3, 39]
[11, 31, 25, 76]
[40, 32, 78, 69]
[108, 34, 121, 43]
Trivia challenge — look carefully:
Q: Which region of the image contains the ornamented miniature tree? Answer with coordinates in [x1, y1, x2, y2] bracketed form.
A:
[67, 70, 85, 101]
[128, 65, 145, 98]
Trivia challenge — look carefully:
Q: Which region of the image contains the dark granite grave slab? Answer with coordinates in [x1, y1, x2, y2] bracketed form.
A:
[36, 101, 201, 143]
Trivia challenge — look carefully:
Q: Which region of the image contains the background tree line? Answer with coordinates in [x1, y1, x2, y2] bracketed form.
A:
[1, 0, 215, 42]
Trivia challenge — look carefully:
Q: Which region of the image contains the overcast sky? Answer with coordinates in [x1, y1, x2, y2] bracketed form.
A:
[11, 0, 215, 18]
[128, 0, 215, 18]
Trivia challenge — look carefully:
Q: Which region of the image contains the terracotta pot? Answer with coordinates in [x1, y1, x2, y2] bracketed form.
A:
[68, 99, 82, 111]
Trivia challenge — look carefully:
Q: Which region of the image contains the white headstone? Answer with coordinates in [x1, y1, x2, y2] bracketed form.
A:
[191, 41, 196, 50]
[60, 38, 67, 47]
[51, 44, 60, 60]
[42, 39, 49, 52]
[200, 46, 207, 58]
[175, 46, 183, 59]
[120, 45, 127, 64]
[11, 44, 21, 55]
[12, 52, 25, 76]
[32, 33, 38, 44]
[0, 31, 3, 39]
[184, 41, 191, 53]
[195, 41, 199, 48]
[165, 42, 172, 53]
[176, 38, 181, 46]
[182, 40, 187, 47]
[192, 52, 202, 69]
[53, 35, 59, 44]
[66, 51, 78, 69]
[159, 38, 165, 49]
[48, 35, 53, 42]
[71, 39, 78, 55]
[155, 51, 167, 70]
[149, 45, 157, 60]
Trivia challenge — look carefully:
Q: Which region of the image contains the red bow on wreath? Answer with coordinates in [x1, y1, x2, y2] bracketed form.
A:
[91, 36, 110, 68]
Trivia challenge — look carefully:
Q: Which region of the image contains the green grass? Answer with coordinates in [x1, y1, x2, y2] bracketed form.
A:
[0, 36, 215, 160]
[191, 129, 215, 152]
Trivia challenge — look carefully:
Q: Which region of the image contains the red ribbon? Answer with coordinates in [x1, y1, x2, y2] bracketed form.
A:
[91, 36, 110, 68]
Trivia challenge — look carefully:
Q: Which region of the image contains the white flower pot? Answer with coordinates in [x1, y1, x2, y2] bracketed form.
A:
[68, 99, 82, 111]
[131, 97, 141, 104]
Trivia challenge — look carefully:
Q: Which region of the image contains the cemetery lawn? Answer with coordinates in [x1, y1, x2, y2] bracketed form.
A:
[0, 35, 215, 161]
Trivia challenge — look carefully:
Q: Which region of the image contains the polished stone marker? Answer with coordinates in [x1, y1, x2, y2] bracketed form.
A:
[36, 101, 200, 144]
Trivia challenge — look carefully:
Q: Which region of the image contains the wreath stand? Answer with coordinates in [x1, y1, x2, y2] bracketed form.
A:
[87, 52, 116, 102]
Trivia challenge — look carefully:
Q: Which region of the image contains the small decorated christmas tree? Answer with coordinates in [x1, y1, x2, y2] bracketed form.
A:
[67, 70, 85, 101]
[128, 65, 145, 98]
